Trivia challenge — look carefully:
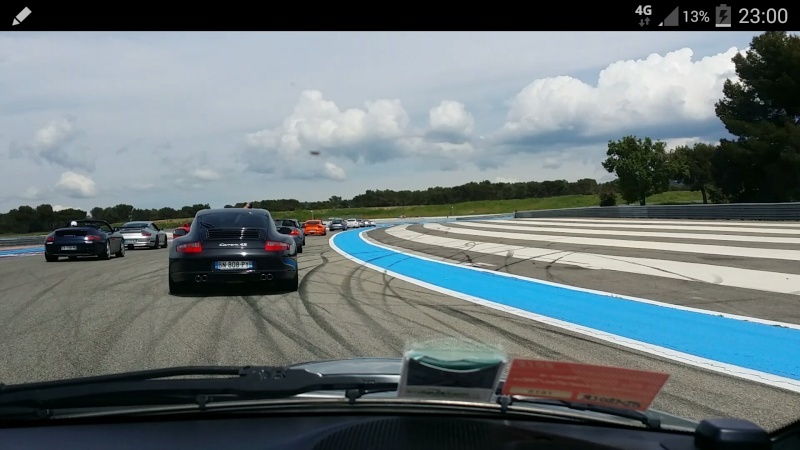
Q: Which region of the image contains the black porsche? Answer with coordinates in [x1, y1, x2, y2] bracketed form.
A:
[44, 220, 126, 262]
[168, 208, 299, 295]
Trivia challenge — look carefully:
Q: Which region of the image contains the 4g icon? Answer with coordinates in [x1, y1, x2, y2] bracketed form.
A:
[635, 5, 652, 15]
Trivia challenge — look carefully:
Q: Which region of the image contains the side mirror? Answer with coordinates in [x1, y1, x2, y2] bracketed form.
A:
[278, 227, 292, 235]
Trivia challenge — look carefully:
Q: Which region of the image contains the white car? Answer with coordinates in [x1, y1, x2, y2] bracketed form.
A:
[118, 221, 169, 250]
[345, 218, 359, 229]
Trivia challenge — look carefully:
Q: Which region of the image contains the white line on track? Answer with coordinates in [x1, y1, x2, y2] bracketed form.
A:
[495, 219, 800, 235]
[453, 221, 800, 244]
[330, 231, 800, 393]
[384, 225, 800, 297]
[423, 223, 800, 262]
[517, 217, 800, 228]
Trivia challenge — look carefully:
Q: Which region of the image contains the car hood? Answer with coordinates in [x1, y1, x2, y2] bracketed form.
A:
[289, 357, 699, 431]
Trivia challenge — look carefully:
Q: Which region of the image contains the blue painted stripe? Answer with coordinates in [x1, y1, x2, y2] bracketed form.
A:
[0, 246, 44, 257]
[332, 230, 800, 381]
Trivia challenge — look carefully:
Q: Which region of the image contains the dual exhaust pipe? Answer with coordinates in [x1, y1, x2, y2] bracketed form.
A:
[194, 273, 273, 282]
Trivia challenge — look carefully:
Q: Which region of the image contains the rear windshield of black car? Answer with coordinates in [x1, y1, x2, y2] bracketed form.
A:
[198, 213, 271, 229]
[274, 220, 297, 227]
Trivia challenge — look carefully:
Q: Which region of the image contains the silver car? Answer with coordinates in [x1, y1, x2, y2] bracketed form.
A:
[328, 218, 345, 231]
[273, 218, 305, 253]
[118, 221, 168, 250]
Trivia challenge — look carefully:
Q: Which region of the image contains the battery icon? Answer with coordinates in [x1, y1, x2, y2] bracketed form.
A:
[715, 4, 732, 27]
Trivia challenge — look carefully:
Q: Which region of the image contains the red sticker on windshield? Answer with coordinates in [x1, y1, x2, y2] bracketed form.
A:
[501, 359, 669, 411]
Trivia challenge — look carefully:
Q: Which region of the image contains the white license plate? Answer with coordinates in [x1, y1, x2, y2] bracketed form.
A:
[215, 261, 253, 270]
[61, 246, 77, 251]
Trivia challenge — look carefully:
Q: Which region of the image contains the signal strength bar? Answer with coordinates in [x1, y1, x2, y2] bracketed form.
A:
[659, 7, 680, 26]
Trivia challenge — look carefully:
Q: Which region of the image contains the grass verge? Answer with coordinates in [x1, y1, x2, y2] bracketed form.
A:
[149, 191, 703, 229]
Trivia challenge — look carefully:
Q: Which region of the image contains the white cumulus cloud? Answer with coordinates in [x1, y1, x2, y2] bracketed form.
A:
[494, 176, 518, 183]
[53, 204, 79, 212]
[246, 90, 410, 164]
[494, 47, 745, 150]
[55, 171, 97, 198]
[19, 186, 47, 201]
[191, 168, 220, 181]
[8, 116, 94, 171]
[323, 162, 346, 181]
[428, 100, 475, 138]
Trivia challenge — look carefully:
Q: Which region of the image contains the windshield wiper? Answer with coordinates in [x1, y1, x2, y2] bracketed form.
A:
[497, 395, 662, 429]
[0, 365, 398, 418]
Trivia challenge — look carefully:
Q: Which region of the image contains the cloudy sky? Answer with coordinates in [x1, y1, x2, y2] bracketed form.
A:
[0, 32, 758, 213]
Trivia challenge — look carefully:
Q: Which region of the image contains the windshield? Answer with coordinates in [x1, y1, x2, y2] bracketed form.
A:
[121, 222, 148, 228]
[201, 212, 271, 228]
[1, 30, 799, 434]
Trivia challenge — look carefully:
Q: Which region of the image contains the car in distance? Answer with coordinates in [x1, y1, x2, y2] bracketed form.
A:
[303, 219, 327, 236]
[168, 208, 299, 295]
[273, 218, 305, 253]
[119, 221, 169, 250]
[345, 218, 359, 229]
[44, 220, 125, 262]
[328, 218, 345, 231]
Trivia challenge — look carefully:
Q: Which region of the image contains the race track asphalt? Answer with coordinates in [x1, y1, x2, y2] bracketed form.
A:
[0, 227, 798, 431]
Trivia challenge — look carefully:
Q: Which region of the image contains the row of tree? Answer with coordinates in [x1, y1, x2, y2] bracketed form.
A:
[2, 178, 667, 234]
[602, 32, 800, 206]
[1, 32, 796, 234]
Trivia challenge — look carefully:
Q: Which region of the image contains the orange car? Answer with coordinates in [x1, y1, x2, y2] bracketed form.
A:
[303, 219, 327, 236]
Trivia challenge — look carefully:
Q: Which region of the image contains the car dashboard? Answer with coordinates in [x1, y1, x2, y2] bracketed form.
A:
[0, 411, 779, 450]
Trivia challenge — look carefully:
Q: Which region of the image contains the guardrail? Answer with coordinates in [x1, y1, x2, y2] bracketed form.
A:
[0, 235, 46, 248]
[514, 202, 800, 221]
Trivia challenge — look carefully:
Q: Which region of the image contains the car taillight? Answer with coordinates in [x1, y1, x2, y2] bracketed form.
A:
[46, 236, 54, 242]
[86, 235, 101, 241]
[176, 242, 202, 253]
[290, 229, 299, 235]
[264, 241, 290, 251]
[141, 232, 151, 236]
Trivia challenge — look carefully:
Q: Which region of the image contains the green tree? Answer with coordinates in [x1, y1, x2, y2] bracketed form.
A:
[670, 143, 717, 204]
[602, 136, 670, 205]
[713, 31, 800, 202]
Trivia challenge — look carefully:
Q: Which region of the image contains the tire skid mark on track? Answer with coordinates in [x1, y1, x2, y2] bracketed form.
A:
[339, 264, 404, 355]
[90, 296, 171, 368]
[119, 266, 168, 284]
[654, 389, 727, 418]
[429, 303, 565, 360]
[2, 270, 71, 325]
[235, 296, 290, 362]
[239, 295, 333, 361]
[378, 275, 472, 338]
[192, 298, 236, 366]
[298, 253, 363, 355]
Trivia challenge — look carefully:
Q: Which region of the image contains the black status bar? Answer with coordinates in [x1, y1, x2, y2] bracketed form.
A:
[2, 2, 797, 31]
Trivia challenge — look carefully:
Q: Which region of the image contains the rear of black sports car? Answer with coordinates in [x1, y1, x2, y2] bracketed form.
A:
[45, 227, 108, 260]
[168, 209, 299, 294]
